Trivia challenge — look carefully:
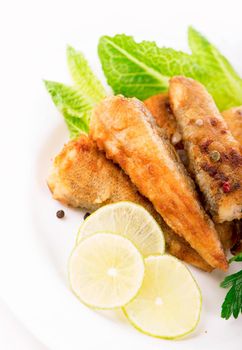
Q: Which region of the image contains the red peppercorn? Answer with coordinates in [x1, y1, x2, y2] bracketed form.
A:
[222, 181, 231, 193]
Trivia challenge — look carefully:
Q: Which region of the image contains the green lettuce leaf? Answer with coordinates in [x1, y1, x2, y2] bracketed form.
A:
[98, 34, 202, 101]
[67, 46, 106, 103]
[98, 30, 242, 110]
[45, 48, 106, 138]
[44, 81, 92, 138]
[188, 27, 242, 111]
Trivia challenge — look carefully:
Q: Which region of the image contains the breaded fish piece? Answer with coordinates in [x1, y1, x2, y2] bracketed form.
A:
[144, 93, 178, 142]
[48, 135, 212, 271]
[216, 222, 236, 250]
[222, 106, 242, 145]
[145, 94, 242, 147]
[48, 135, 144, 210]
[169, 76, 242, 223]
[144, 93, 236, 250]
[90, 95, 228, 270]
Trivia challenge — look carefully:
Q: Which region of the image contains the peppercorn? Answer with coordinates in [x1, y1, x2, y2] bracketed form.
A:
[210, 118, 217, 127]
[56, 210, 65, 219]
[210, 150, 220, 162]
[195, 119, 204, 126]
[222, 181, 231, 193]
[84, 212, 91, 220]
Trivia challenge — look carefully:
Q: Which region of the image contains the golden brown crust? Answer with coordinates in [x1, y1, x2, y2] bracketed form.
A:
[144, 93, 178, 141]
[48, 134, 211, 271]
[222, 106, 242, 146]
[169, 76, 242, 223]
[144, 92, 236, 250]
[215, 222, 237, 250]
[90, 95, 228, 270]
[48, 135, 143, 210]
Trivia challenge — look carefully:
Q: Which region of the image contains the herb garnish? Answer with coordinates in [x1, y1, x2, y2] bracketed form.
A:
[44, 46, 105, 138]
[98, 27, 242, 110]
[220, 254, 242, 320]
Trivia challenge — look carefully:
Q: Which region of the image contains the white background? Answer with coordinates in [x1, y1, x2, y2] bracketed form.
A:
[0, 0, 242, 349]
[0, 299, 47, 349]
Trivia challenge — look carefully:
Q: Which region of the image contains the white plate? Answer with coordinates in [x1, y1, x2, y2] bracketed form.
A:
[1, 1, 242, 349]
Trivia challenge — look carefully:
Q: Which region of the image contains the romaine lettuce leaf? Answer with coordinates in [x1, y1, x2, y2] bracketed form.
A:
[188, 27, 242, 110]
[98, 30, 242, 110]
[67, 46, 106, 103]
[45, 49, 106, 138]
[44, 81, 92, 138]
[98, 34, 202, 101]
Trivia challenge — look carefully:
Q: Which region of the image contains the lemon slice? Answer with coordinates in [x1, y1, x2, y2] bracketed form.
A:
[69, 232, 144, 309]
[77, 202, 165, 257]
[123, 255, 201, 339]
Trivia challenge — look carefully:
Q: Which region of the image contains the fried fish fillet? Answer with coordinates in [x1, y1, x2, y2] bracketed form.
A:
[144, 93, 236, 250]
[48, 135, 212, 271]
[144, 93, 178, 142]
[145, 94, 242, 147]
[169, 76, 242, 223]
[222, 106, 242, 145]
[90, 95, 228, 270]
[144, 93, 186, 168]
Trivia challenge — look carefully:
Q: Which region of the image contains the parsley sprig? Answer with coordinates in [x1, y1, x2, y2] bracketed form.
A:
[220, 253, 242, 320]
[229, 252, 242, 264]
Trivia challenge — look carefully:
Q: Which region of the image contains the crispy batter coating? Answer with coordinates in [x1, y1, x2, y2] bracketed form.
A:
[48, 135, 212, 271]
[90, 95, 228, 270]
[216, 222, 236, 250]
[48, 135, 143, 210]
[169, 77, 242, 223]
[145, 94, 242, 147]
[144, 92, 236, 250]
[222, 106, 242, 145]
[144, 93, 178, 141]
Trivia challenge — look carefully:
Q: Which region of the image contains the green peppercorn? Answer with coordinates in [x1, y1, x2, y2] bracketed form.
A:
[210, 150, 220, 162]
